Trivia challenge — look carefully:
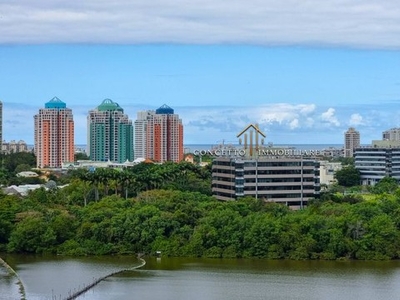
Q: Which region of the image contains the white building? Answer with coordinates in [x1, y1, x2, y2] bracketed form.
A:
[354, 147, 400, 185]
[319, 161, 342, 186]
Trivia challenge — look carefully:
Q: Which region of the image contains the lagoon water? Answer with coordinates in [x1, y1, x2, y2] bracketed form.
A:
[2, 255, 400, 300]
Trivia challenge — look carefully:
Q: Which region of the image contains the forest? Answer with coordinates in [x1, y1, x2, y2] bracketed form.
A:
[1, 156, 400, 261]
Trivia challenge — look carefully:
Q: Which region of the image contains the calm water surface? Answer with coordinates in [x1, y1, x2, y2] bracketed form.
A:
[1, 255, 400, 300]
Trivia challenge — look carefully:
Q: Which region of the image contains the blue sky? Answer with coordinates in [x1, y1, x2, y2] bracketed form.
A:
[0, 1, 399, 145]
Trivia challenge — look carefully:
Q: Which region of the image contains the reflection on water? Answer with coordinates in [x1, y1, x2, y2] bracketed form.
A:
[2, 255, 400, 300]
[0, 266, 21, 300]
[1, 254, 142, 300]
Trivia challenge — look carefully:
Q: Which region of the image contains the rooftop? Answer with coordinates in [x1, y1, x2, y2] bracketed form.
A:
[156, 104, 174, 115]
[97, 99, 124, 112]
[45, 96, 66, 109]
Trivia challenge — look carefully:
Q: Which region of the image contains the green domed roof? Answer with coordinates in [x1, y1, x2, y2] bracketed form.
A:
[97, 99, 123, 112]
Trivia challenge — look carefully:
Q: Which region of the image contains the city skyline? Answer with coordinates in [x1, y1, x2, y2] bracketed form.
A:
[0, 1, 399, 145]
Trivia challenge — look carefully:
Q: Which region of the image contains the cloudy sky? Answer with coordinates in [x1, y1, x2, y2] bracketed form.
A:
[1, 0, 399, 145]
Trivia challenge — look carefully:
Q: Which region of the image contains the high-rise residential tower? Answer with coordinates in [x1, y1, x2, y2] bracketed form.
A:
[134, 104, 183, 162]
[87, 99, 133, 163]
[344, 127, 360, 158]
[34, 97, 75, 168]
[134, 110, 155, 160]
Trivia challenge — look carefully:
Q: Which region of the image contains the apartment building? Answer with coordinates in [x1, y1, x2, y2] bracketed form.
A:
[2, 140, 29, 153]
[34, 97, 74, 168]
[87, 99, 133, 163]
[382, 128, 400, 141]
[134, 104, 183, 162]
[134, 110, 154, 160]
[344, 127, 360, 158]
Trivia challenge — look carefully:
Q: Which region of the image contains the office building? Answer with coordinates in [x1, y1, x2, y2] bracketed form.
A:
[354, 147, 400, 185]
[210, 123, 320, 208]
[212, 156, 320, 209]
[34, 97, 74, 168]
[344, 127, 360, 158]
[87, 99, 133, 163]
[134, 104, 183, 162]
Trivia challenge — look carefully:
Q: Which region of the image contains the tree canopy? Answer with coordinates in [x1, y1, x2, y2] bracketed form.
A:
[334, 165, 360, 187]
[1, 178, 400, 261]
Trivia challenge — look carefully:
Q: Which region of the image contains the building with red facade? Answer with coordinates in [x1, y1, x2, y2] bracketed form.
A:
[34, 97, 75, 168]
[134, 104, 183, 162]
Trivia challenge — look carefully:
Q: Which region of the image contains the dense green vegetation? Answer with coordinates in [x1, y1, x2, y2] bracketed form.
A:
[1, 167, 400, 260]
[2, 154, 400, 260]
[0, 152, 41, 185]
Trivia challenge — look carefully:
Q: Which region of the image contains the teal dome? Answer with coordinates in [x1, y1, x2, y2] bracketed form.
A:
[97, 99, 124, 112]
[45, 97, 66, 109]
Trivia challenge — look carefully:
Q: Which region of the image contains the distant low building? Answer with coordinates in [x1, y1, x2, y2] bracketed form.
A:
[3, 184, 45, 196]
[61, 159, 139, 170]
[318, 147, 344, 158]
[184, 154, 194, 163]
[2, 140, 29, 153]
[371, 140, 400, 148]
[16, 171, 39, 178]
[2, 183, 68, 197]
[319, 161, 342, 186]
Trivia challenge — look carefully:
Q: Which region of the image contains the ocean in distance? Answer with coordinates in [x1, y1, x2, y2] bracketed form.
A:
[184, 143, 344, 153]
[72, 144, 345, 153]
[71, 143, 343, 153]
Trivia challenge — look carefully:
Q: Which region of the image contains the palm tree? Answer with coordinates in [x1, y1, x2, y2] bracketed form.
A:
[86, 170, 100, 201]
[120, 169, 134, 199]
[108, 168, 121, 195]
[80, 179, 92, 206]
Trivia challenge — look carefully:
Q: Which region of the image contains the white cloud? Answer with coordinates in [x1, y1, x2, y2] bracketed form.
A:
[320, 108, 340, 126]
[349, 113, 364, 126]
[181, 103, 316, 133]
[298, 104, 316, 114]
[289, 119, 299, 129]
[305, 117, 315, 127]
[0, 1, 399, 48]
